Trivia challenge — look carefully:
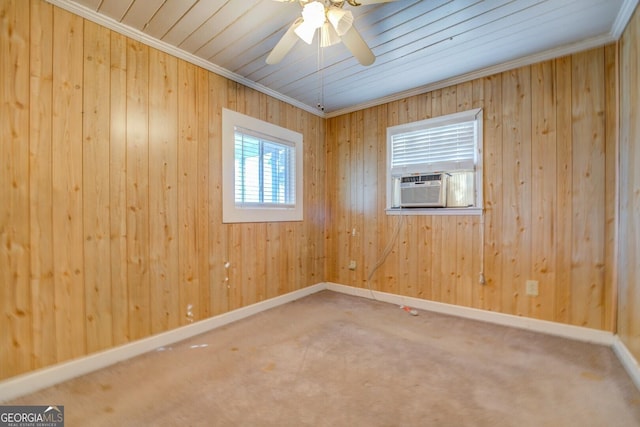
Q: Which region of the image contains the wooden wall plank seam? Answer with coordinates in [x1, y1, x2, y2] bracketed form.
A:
[29, 0, 56, 371]
[52, 6, 86, 363]
[83, 20, 113, 353]
[1, 0, 32, 378]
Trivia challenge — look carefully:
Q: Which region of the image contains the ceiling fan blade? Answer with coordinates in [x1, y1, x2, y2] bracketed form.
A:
[341, 25, 375, 66]
[266, 19, 302, 65]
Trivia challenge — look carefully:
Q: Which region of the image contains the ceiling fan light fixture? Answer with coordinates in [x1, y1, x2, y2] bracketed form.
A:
[268, 0, 383, 66]
[327, 7, 353, 36]
[294, 1, 326, 44]
[301, 1, 326, 29]
[320, 22, 341, 47]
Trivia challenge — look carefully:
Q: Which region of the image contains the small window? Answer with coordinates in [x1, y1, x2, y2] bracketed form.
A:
[386, 108, 482, 215]
[234, 128, 296, 207]
[222, 109, 303, 223]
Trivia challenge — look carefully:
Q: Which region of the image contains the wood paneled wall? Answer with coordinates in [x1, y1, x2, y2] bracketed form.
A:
[0, 0, 325, 381]
[618, 5, 640, 363]
[325, 46, 618, 332]
[0, 0, 633, 383]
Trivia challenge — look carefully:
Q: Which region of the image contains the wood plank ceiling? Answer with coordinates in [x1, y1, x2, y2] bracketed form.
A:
[50, 0, 634, 115]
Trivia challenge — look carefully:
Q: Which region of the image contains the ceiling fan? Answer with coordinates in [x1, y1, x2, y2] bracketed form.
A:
[266, 0, 398, 66]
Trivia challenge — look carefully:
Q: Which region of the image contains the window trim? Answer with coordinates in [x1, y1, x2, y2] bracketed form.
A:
[222, 108, 303, 223]
[385, 108, 483, 215]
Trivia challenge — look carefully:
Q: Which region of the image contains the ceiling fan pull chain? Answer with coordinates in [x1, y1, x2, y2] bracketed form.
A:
[316, 35, 325, 111]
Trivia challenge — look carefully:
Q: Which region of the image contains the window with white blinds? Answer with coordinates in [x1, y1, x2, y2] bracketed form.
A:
[222, 108, 303, 223]
[234, 128, 296, 208]
[390, 120, 476, 173]
[386, 108, 483, 214]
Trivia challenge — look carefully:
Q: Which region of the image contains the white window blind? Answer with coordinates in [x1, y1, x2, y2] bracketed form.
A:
[222, 108, 303, 223]
[234, 127, 295, 208]
[386, 108, 483, 214]
[391, 120, 477, 174]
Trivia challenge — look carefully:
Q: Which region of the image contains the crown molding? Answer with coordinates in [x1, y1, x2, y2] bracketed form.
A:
[611, 0, 639, 39]
[46, 0, 635, 120]
[325, 32, 616, 118]
[45, 0, 326, 118]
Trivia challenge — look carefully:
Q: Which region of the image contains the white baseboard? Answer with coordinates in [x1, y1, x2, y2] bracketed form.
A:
[325, 282, 615, 346]
[327, 283, 640, 392]
[613, 336, 640, 392]
[2, 282, 636, 402]
[0, 283, 326, 403]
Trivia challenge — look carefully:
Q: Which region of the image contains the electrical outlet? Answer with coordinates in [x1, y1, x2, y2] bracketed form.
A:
[526, 280, 539, 296]
[348, 260, 357, 270]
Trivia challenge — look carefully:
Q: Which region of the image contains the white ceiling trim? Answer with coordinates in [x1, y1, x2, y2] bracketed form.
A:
[47, 0, 637, 120]
[325, 32, 616, 118]
[610, 0, 639, 39]
[45, 0, 324, 117]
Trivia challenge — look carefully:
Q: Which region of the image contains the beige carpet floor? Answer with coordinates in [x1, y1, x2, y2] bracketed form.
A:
[8, 290, 640, 426]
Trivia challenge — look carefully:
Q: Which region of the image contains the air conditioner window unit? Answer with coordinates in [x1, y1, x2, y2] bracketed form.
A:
[400, 173, 447, 207]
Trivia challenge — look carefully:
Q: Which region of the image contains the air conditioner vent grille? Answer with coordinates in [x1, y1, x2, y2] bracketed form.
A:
[400, 173, 446, 207]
